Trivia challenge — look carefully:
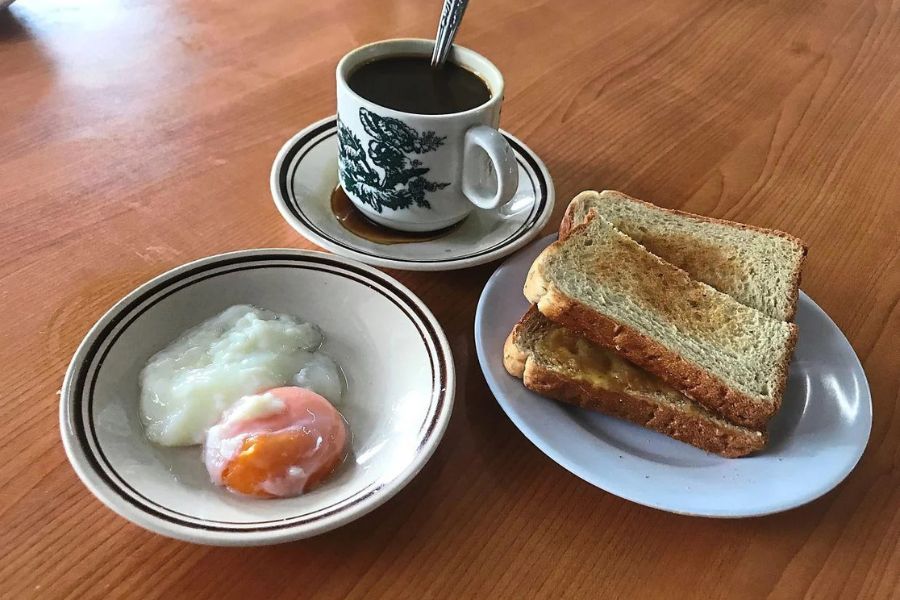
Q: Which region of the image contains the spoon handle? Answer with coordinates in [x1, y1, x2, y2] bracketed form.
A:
[431, 0, 470, 68]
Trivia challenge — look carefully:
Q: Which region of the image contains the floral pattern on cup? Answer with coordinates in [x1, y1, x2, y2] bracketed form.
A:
[338, 108, 450, 213]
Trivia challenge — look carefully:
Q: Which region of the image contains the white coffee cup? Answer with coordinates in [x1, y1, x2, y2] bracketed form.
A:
[336, 38, 518, 233]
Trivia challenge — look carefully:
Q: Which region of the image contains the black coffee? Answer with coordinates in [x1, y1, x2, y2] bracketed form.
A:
[347, 56, 491, 115]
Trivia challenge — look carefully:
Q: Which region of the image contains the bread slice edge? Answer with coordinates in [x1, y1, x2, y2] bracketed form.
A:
[503, 311, 767, 458]
[524, 238, 790, 430]
[560, 190, 808, 321]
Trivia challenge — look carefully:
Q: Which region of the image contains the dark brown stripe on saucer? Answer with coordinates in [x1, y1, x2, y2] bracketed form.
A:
[277, 118, 548, 263]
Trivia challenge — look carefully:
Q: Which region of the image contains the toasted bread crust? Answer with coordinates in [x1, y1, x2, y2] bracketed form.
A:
[558, 194, 593, 240]
[560, 190, 809, 321]
[783, 248, 807, 322]
[525, 244, 793, 429]
[560, 190, 807, 251]
[503, 330, 527, 378]
[504, 318, 766, 458]
[524, 362, 765, 457]
[536, 283, 785, 430]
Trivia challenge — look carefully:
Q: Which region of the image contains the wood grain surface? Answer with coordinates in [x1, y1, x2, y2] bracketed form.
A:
[1, 0, 898, 597]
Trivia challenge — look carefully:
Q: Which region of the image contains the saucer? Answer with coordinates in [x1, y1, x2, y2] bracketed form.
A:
[475, 235, 873, 518]
[270, 116, 555, 271]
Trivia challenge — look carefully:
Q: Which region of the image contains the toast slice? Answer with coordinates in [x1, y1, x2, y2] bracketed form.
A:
[504, 307, 766, 458]
[560, 191, 807, 321]
[525, 216, 797, 429]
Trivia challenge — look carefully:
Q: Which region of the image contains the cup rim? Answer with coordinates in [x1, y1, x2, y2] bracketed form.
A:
[336, 38, 504, 120]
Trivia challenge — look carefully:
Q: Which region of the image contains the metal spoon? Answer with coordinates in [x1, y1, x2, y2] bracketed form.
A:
[431, 0, 470, 68]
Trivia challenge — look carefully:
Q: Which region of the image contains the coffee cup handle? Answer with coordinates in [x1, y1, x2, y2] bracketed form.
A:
[462, 125, 519, 211]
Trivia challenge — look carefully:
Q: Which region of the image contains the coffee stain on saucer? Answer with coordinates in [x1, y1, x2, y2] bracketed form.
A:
[330, 187, 463, 245]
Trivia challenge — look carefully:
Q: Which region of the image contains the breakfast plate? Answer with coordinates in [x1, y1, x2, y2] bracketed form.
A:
[475, 235, 872, 517]
[60, 249, 455, 545]
[270, 116, 554, 271]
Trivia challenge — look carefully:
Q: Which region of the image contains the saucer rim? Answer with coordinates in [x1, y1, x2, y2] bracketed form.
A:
[270, 115, 556, 271]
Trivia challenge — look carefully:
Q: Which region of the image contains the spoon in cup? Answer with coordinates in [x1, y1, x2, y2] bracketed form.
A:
[431, 0, 470, 68]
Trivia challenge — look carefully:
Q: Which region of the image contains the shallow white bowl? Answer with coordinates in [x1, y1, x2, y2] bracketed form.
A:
[60, 249, 454, 545]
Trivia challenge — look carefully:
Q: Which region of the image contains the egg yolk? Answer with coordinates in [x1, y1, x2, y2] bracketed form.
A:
[222, 429, 343, 497]
[204, 386, 348, 498]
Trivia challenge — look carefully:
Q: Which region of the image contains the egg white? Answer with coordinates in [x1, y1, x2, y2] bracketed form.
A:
[140, 305, 342, 446]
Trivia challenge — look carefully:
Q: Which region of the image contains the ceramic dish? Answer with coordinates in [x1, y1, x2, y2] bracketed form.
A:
[270, 116, 554, 271]
[60, 249, 455, 545]
[475, 235, 872, 517]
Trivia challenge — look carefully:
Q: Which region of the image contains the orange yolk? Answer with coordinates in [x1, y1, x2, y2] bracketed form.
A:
[204, 386, 348, 498]
[222, 429, 343, 498]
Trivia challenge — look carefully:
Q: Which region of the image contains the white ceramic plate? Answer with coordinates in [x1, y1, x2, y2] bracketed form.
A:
[270, 116, 554, 271]
[60, 249, 455, 545]
[475, 235, 872, 517]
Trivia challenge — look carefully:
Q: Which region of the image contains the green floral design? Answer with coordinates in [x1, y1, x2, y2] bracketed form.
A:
[338, 108, 450, 213]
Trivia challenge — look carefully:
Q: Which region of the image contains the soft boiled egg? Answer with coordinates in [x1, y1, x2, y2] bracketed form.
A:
[203, 386, 348, 498]
[140, 305, 343, 447]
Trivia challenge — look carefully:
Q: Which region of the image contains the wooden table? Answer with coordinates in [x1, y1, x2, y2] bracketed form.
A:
[2, 0, 898, 597]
